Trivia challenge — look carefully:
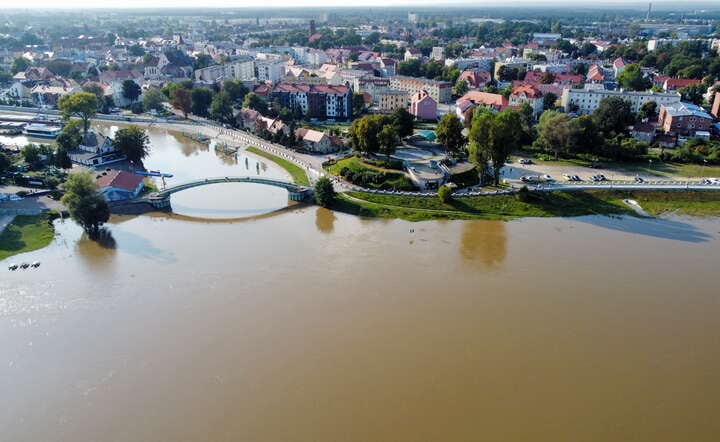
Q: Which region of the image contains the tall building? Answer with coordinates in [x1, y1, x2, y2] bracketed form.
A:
[270, 83, 353, 120]
[408, 12, 418, 24]
[561, 88, 681, 114]
[310, 19, 316, 36]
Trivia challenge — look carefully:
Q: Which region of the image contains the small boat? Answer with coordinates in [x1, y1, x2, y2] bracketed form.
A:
[20, 262, 30, 269]
[31, 261, 41, 268]
[135, 170, 174, 178]
[8, 263, 18, 271]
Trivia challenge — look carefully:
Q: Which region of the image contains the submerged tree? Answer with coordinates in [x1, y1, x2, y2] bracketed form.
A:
[61, 172, 110, 234]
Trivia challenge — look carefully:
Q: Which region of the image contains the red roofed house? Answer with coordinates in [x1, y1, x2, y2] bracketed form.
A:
[295, 128, 333, 153]
[663, 78, 702, 92]
[96, 170, 145, 201]
[613, 57, 626, 76]
[712, 92, 720, 119]
[457, 70, 491, 90]
[586, 64, 605, 84]
[409, 90, 437, 121]
[455, 91, 508, 123]
[509, 85, 544, 116]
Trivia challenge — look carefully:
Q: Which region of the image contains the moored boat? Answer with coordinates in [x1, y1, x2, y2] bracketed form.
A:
[8, 263, 18, 270]
[23, 123, 62, 139]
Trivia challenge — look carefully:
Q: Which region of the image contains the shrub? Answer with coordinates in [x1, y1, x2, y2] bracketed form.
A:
[438, 185, 453, 204]
[515, 185, 531, 202]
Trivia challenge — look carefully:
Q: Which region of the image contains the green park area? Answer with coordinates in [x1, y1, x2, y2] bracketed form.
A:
[324, 156, 415, 190]
[0, 214, 56, 261]
[330, 190, 720, 222]
[246, 147, 310, 186]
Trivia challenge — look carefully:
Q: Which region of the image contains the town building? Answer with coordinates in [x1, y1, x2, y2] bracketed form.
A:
[255, 59, 285, 84]
[430, 47, 445, 61]
[561, 89, 681, 114]
[295, 128, 333, 153]
[377, 90, 408, 113]
[658, 102, 714, 136]
[194, 58, 255, 83]
[509, 85, 544, 116]
[389, 76, 452, 103]
[270, 82, 352, 120]
[409, 90, 437, 121]
[96, 170, 145, 201]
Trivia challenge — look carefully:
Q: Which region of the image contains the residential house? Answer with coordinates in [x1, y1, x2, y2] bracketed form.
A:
[69, 131, 126, 167]
[235, 108, 261, 130]
[509, 85, 544, 116]
[271, 82, 352, 120]
[404, 48, 422, 62]
[99, 70, 144, 107]
[430, 47, 445, 61]
[377, 90, 408, 112]
[389, 76, 452, 103]
[658, 102, 713, 136]
[295, 128, 333, 153]
[630, 122, 657, 143]
[663, 78, 702, 92]
[96, 170, 145, 201]
[256, 116, 290, 137]
[409, 90, 437, 121]
[561, 89, 681, 114]
[457, 70, 491, 90]
[613, 57, 626, 77]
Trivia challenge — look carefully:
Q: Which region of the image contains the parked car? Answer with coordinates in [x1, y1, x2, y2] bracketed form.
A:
[703, 178, 720, 185]
[591, 174, 607, 182]
[635, 176, 645, 183]
[519, 159, 533, 165]
[542, 174, 554, 182]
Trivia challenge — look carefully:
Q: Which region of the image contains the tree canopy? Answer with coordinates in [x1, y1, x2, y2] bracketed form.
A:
[61, 172, 110, 233]
[57, 92, 98, 135]
[113, 125, 150, 163]
[436, 113, 465, 152]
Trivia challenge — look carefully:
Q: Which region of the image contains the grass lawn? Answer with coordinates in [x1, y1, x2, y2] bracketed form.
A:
[325, 156, 415, 190]
[334, 190, 635, 222]
[246, 147, 310, 186]
[0, 214, 56, 261]
[624, 190, 720, 216]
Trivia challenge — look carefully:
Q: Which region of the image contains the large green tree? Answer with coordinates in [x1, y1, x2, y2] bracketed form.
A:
[10, 56, 31, 74]
[390, 107, 415, 138]
[378, 124, 398, 158]
[210, 91, 234, 125]
[0, 152, 10, 174]
[142, 88, 166, 112]
[122, 80, 142, 104]
[57, 92, 98, 135]
[314, 176, 336, 208]
[171, 87, 192, 118]
[616, 64, 651, 91]
[61, 172, 110, 234]
[242, 92, 268, 115]
[592, 97, 634, 135]
[436, 113, 465, 153]
[535, 111, 572, 158]
[113, 125, 150, 163]
[468, 108, 521, 185]
[222, 80, 249, 103]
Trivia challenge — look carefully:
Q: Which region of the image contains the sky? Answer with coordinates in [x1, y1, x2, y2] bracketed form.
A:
[0, 0, 706, 9]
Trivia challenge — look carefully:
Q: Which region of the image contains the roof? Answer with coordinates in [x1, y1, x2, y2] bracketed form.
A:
[272, 82, 349, 94]
[511, 85, 543, 99]
[96, 170, 144, 192]
[613, 57, 626, 69]
[661, 102, 712, 119]
[664, 78, 702, 90]
[457, 70, 491, 88]
[457, 91, 508, 108]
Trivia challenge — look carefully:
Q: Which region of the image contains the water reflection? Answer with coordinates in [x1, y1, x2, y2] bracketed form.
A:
[579, 215, 713, 243]
[76, 231, 117, 270]
[459, 220, 507, 270]
[315, 207, 337, 234]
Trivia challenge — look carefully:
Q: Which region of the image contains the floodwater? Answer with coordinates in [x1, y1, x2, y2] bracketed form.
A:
[2, 126, 720, 441]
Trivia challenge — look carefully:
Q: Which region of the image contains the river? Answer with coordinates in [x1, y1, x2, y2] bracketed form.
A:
[2, 125, 720, 441]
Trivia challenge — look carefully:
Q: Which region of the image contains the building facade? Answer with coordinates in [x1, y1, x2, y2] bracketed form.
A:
[561, 89, 681, 114]
[271, 83, 352, 120]
[659, 102, 714, 136]
[389, 76, 452, 103]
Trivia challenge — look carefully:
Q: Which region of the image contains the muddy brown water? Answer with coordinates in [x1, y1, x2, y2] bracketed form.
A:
[1, 126, 719, 441]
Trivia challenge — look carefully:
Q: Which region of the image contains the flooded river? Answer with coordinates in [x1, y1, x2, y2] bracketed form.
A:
[2, 125, 720, 441]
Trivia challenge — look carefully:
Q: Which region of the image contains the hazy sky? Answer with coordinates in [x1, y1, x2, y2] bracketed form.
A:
[0, 0, 697, 9]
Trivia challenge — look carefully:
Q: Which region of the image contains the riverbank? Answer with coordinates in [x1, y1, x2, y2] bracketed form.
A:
[245, 146, 310, 186]
[331, 190, 720, 222]
[0, 213, 56, 261]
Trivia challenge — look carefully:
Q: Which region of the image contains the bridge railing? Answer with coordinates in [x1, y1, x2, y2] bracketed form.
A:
[155, 176, 307, 198]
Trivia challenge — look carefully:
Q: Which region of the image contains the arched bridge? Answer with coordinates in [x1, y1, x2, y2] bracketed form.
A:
[148, 176, 313, 209]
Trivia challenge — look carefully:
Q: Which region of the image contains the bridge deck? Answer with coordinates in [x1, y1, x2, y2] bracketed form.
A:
[154, 176, 309, 198]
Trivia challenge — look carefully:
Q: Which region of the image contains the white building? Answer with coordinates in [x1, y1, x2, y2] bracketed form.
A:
[255, 59, 284, 84]
[561, 88, 681, 114]
[194, 58, 255, 83]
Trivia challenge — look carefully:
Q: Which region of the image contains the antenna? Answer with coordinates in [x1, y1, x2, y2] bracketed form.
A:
[646, 2, 652, 22]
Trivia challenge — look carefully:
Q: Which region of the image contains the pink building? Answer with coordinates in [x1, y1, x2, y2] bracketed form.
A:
[409, 90, 437, 121]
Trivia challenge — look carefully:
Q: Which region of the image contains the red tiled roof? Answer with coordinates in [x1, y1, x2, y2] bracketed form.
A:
[664, 78, 702, 90]
[511, 85, 543, 99]
[96, 171, 144, 192]
[457, 91, 508, 108]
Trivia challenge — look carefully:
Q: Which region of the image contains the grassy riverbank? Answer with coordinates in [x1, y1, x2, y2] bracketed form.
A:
[0, 213, 56, 261]
[331, 190, 720, 221]
[246, 147, 310, 186]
